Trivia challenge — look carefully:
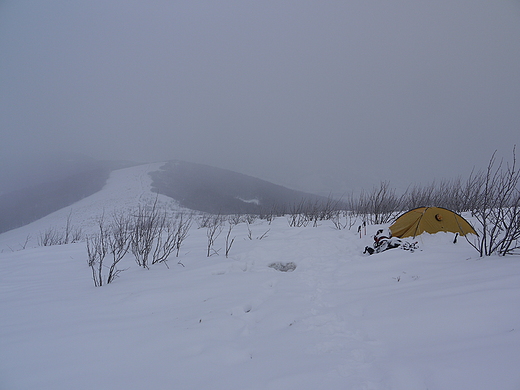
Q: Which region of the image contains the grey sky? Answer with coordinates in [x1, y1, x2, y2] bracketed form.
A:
[1, 1, 519, 195]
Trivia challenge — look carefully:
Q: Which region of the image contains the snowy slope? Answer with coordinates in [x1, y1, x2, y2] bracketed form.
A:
[0, 163, 174, 252]
[1, 167, 520, 389]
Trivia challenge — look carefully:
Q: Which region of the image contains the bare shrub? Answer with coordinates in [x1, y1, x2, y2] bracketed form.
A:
[244, 214, 257, 224]
[106, 212, 131, 283]
[466, 148, 520, 256]
[401, 177, 479, 213]
[197, 213, 213, 229]
[87, 214, 131, 287]
[225, 216, 237, 258]
[151, 218, 178, 266]
[227, 214, 243, 226]
[256, 228, 270, 240]
[316, 195, 344, 222]
[63, 210, 82, 244]
[88, 205, 191, 284]
[130, 199, 165, 269]
[331, 210, 358, 230]
[38, 227, 64, 246]
[206, 214, 223, 257]
[86, 217, 109, 287]
[173, 213, 192, 258]
[129, 200, 192, 267]
[354, 181, 404, 225]
[38, 210, 82, 246]
[264, 203, 287, 222]
[402, 182, 436, 210]
[19, 234, 31, 250]
[287, 199, 310, 227]
[259, 205, 280, 224]
[304, 199, 322, 227]
[246, 221, 253, 240]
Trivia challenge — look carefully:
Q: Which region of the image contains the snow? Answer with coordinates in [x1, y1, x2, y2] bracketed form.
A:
[1, 164, 520, 389]
[237, 197, 261, 205]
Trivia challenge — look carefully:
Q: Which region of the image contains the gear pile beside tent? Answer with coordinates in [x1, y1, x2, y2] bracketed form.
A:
[364, 207, 477, 255]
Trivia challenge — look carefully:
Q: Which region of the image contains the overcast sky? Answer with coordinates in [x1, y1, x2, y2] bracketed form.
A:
[1, 1, 519, 194]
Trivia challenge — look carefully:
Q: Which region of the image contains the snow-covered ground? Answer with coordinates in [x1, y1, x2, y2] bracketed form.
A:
[1, 165, 520, 390]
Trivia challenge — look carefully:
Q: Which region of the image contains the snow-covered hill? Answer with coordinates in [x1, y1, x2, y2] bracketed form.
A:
[1, 166, 520, 389]
[150, 160, 335, 215]
[1, 159, 335, 239]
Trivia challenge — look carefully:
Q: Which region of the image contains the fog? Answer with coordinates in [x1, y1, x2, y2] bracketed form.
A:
[1, 1, 519, 195]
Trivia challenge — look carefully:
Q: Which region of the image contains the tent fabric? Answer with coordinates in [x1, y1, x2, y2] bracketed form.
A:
[389, 207, 477, 238]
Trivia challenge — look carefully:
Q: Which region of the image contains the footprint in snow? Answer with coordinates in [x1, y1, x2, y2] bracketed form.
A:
[268, 262, 297, 272]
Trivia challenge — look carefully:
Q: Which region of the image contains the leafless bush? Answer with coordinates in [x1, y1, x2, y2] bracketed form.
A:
[402, 182, 437, 210]
[38, 226, 64, 246]
[38, 226, 82, 246]
[227, 214, 243, 226]
[20, 234, 31, 250]
[256, 228, 270, 240]
[245, 221, 270, 240]
[303, 201, 320, 227]
[38, 210, 82, 246]
[244, 214, 257, 225]
[455, 174, 483, 213]
[151, 219, 178, 266]
[130, 201, 192, 267]
[258, 203, 287, 224]
[466, 148, 520, 256]
[87, 214, 130, 286]
[436, 178, 467, 212]
[63, 210, 82, 244]
[206, 214, 223, 256]
[330, 210, 343, 230]
[173, 213, 192, 258]
[287, 199, 310, 227]
[259, 205, 280, 224]
[86, 217, 109, 287]
[353, 181, 404, 225]
[317, 195, 344, 221]
[246, 221, 253, 240]
[225, 216, 237, 258]
[144, 211, 192, 266]
[86, 206, 191, 285]
[347, 210, 360, 230]
[331, 210, 358, 230]
[287, 196, 345, 228]
[305, 199, 323, 227]
[130, 199, 165, 269]
[106, 212, 131, 283]
[197, 213, 213, 229]
[401, 177, 480, 213]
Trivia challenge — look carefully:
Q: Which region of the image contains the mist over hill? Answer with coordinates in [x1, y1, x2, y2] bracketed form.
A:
[0, 154, 137, 234]
[0, 167, 111, 234]
[0, 152, 136, 195]
[150, 160, 337, 215]
[0, 157, 346, 234]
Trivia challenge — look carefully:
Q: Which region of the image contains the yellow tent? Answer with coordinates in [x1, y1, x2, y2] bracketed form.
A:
[389, 207, 477, 238]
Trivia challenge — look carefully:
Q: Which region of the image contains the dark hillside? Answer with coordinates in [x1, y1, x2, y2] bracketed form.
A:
[150, 160, 339, 214]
